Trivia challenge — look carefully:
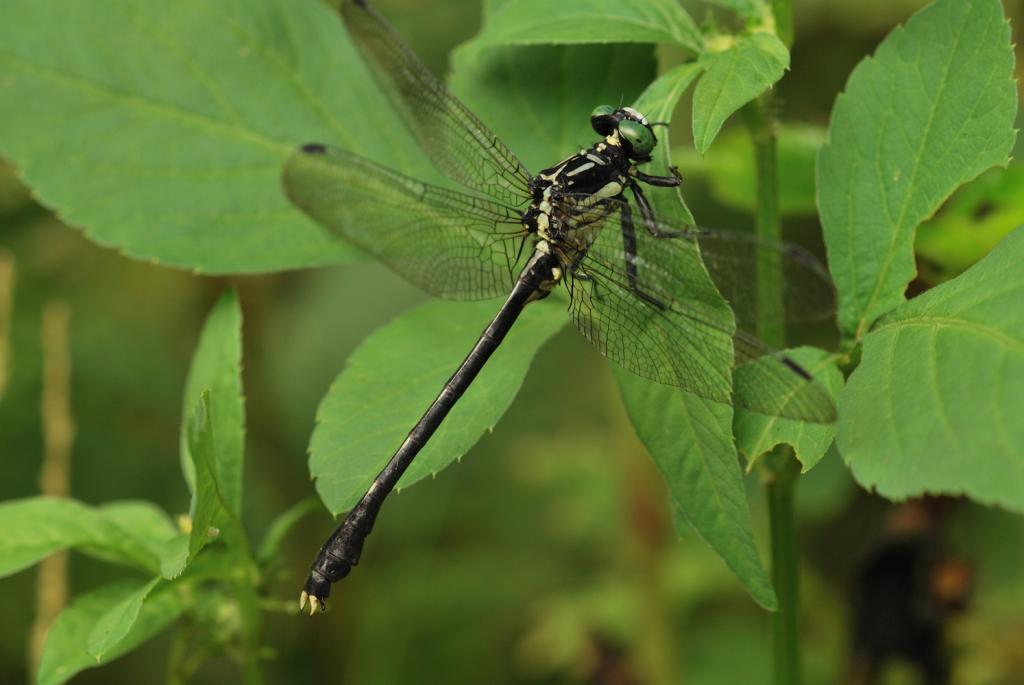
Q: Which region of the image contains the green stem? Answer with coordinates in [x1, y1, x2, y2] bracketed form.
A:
[166, 627, 189, 685]
[240, 657, 265, 685]
[765, 447, 801, 685]
[742, 99, 784, 350]
[236, 561, 265, 685]
[166, 624, 206, 685]
[744, 94, 802, 685]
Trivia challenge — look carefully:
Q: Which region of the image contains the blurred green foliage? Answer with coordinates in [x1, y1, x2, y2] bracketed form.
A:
[1, 0, 1023, 684]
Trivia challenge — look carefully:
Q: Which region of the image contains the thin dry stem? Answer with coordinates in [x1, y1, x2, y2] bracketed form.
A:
[0, 250, 14, 400]
[27, 301, 75, 677]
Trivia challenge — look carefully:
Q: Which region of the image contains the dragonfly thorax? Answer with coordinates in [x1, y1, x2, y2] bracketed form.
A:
[525, 144, 629, 245]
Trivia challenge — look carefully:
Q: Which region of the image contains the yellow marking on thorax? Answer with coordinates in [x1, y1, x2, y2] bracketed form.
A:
[566, 161, 595, 177]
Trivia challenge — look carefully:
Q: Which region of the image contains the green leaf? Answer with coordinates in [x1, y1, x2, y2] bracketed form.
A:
[37, 580, 184, 685]
[691, 33, 789, 155]
[817, 0, 1018, 341]
[96, 502, 179, 567]
[613, 62, 764, 604]
[0, 0, 432, 272]
[449, 41, 657, 173]
[186, 391, 240, 558]
[310, 298, 567, 515]
[476, 0, 703, 52]
[734, 346, 842, 472]
[916, 165, 1024, 280]
[676, 123, 824, 216]
[180, 289, 245, 515]
[86, 577, 162, 660]
[0, 497, 166, 577]
[614, 370, 777, 610]
[158, 533, 191, 580]
[838, 228, 1024, 511]
[632, 63, 704, 227]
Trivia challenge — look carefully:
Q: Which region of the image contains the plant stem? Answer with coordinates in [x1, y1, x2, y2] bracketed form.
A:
[743, 94, 802, 685]
[236, 561, 266, 685]
[765, 447, 801, 685]
[28, 301, 74, 678]
[240, 657, 265, 685]
[742, 98, 784, 350]
[166, 624, 203, 685]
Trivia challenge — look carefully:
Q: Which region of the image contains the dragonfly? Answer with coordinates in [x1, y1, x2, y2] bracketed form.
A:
[283, 0, 836, 614]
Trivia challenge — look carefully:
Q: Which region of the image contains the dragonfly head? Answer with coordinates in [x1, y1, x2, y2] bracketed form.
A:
[590, 105, 657, 162]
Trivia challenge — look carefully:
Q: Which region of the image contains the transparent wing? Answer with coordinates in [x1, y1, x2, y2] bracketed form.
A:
[562, 199, 836, 423]
[341, 0, 532, 208]
[566, 238, 737, 404]
[283, 144, 529, 300]
[687, 227, 835, 331]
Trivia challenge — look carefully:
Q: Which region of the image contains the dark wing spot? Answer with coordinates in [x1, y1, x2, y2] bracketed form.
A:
[781, 355, 813, 381]
[301, 143, 328, 155]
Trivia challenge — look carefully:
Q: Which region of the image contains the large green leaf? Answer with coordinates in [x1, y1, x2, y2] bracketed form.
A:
[733, 346, 842, 472]
[632, 63, 704, 227]
[691, 33, 789, 155]
[476, 0, 703, 52]
[817, 0, 1017, 341]
[449, 41, 656, 173]
[610, 64, 764, 606]
[615, 370, 777, 610]
[310, 298, 567, 515]
[839, 228, 1024, 511]
[0, 497, 170, 577]
[180, 289, 245, 514]
[36, 580, 184, 685]
[0, 0, 431, 272]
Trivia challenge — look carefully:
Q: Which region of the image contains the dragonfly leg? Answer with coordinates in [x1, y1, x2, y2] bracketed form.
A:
[618, 199, 668, 312]
[629, 182, 688, 239]
[620, 200, 641, 291]
[634, 167, 682, 187]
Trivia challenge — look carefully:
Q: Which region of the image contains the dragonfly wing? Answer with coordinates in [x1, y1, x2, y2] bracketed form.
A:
[689, 228, 835, 332]
[565, 204, 836, 423]
[284, 144, 529, 300]
[341, 1, 532, 208]
[566, 227, 735, 406]
[569, 195, 836, 331]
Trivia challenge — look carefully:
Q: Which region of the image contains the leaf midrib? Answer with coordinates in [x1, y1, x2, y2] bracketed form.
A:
[1, 52, 288, 155]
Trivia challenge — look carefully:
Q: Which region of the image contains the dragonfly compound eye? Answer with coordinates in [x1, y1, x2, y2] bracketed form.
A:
[617, 119, 655, 158]
[590, 104, 617, 136]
